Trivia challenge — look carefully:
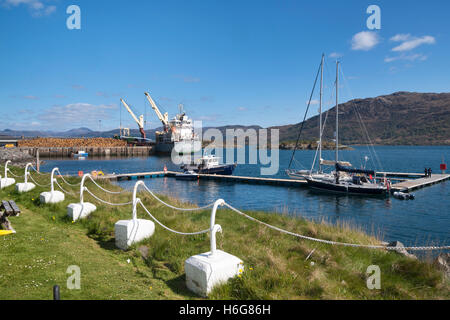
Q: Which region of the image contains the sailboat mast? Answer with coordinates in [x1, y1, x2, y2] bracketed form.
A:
[335, 61, 339, 162]
[319, 53, 324, 172]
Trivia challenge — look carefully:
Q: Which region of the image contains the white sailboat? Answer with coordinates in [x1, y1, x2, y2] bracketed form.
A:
[286, 54, 336, 182]
[304, 61, 388, 196]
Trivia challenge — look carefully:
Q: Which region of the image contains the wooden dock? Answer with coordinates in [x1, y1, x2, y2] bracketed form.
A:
[102, 170, 307, 187]
[103, 171, 169, 181]
[101, 170, 449, 192]
[390, 173, 450, 192]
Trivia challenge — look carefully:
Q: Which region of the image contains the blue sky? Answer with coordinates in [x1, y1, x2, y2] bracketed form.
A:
[0, 0, 448, 131]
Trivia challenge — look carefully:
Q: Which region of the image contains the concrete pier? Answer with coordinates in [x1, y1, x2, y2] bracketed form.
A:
[18, 146, 155, 158]
[100, 170, 449, 192]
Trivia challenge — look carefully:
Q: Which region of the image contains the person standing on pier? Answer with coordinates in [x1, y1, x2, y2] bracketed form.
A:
[428, 168, 432, 177]
[424, 167, 428, 177]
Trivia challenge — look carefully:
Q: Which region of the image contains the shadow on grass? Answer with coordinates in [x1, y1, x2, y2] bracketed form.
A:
[165, 273, 200, 299]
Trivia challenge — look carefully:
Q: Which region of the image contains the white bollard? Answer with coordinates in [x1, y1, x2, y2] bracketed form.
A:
[67, 174, 96, 221]
[0, 160, 16, 189]
[16, 163, 36, 193]
[39, 167, 65, 204]
[185, 199, 244, 297]
[114, 181, 155, 250]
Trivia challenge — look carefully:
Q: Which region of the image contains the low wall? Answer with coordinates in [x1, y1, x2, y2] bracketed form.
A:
[19, 146, 155, 157]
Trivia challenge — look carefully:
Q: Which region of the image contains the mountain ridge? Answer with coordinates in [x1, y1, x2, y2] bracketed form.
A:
[2, 92, 449, 145]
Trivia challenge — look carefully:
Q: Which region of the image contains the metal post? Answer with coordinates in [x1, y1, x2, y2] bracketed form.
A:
[318, 54, 324, 172]
[36, 149, 40, 172]
[132, 180, 145, 220]
[335, 61, 339, 163]
[4, 160, 10, 178]
[79, 174, 91, 204]
[209, 199, 225, 257]
[50, 167, 58, 193]
[53, 285, 60, 300]
[24, 163, 32, 184]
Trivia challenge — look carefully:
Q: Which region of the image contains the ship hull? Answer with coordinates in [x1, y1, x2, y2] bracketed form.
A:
[305, 178, 387, 196]
[197, 163, 236, 175]
[155, 140, 201, 154]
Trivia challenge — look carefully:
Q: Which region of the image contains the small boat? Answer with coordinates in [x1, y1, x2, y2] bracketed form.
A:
[393, 191, 415, 200]
[181, 155, 237, 175]
[175, 170, 199, 180]
[73, 150, 88, 159]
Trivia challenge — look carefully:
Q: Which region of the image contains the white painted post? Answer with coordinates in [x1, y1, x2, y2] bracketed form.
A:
[114, 180, 154, 250]
[79, 173, 91, 204]
[210, 224, 222, 256]
[24, 163, 32, 184]
[40, 167, 64, 203]
[67, 173, 95, 220]
[4, 160, 10, 178]
[185, 198, 243, 296]
[132, 180, 145, 220]
[209, 199, 225, 257]
[50, 167, 58, 193]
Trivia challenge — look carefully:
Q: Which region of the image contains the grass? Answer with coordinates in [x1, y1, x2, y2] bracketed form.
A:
[0, 165, 448, 300]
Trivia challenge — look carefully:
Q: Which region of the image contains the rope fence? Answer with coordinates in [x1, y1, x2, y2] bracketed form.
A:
[138, 200, 210, 236]
[2, 162, 449, 251]
[84, 187, 133, 206]
[222, 202, 450, 251]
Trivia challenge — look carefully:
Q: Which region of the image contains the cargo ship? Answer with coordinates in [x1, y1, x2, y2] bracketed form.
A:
[145, 92, 201, 154]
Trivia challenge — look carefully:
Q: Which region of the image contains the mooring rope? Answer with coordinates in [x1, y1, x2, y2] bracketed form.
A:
[54, 178, 77, 196]
[84, 187, 133, 206]
[28, 173, 51, 187]
[86, 175, 127, 194]
[6, 168, 22, 178]
[30, 165, 47, 176]
[55, 169, 81, 186]
[141, 183, 216, 211]
[222, 202, 450, 251]
[138, 199, 210, 235]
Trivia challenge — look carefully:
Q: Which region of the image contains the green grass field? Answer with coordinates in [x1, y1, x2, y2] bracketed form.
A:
[0, 165, 448, 300]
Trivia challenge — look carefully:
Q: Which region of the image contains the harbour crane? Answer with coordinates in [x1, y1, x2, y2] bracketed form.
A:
[144, 92, 169, 132]
[120, 98, 146, 139]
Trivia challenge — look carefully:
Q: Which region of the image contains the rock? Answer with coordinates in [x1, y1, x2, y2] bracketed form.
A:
[0, 147, 35, 168]
[138, 245, 149, 259]
[387, 241, 417, 259]
[433, 253, 449, 279]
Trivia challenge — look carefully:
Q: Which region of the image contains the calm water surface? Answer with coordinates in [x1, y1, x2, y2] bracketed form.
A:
[41, 146, 450, 247]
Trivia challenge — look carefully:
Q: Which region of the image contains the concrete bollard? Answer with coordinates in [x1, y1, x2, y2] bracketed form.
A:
[39, 167, 65, 204]
[0, 160, 16, 189]
[114, 181, 155, 250]
[16, 163, 36, 193]
[185, 199, 244, 297]
[67, 174, 97, 221]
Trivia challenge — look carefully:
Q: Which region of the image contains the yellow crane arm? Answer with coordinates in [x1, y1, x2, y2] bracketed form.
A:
[120, 98, 144, 129]
[144, 92, 169, 126]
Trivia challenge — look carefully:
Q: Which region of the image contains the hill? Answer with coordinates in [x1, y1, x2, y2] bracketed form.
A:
[2, 92, 449, 145]
[272, 92, 450, 145]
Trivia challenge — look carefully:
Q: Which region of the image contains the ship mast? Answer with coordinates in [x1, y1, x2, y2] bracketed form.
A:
[335, 61, 339, 162]
[318, 53, 324, 173]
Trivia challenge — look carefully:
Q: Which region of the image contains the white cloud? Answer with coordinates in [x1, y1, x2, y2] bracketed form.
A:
[390, 34, 435, 52]
[2, 0, 56, 17]
[174, 75, 200, 83]
[351, 31, 380, 51]
[37, 103, 118, 128]
[237, 106, 247, 111]
[308, 99, 319, 105]
[329, 52, 342, 59]
[23, 95, 39, 100]
[384, 53, 427, 63]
